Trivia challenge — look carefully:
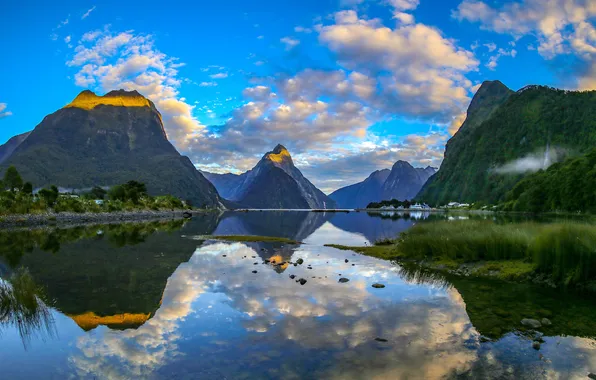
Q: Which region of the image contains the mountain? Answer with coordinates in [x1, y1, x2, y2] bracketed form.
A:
[0, 90, 224, 208]
[329, 162, 436, 208]
[418, 81, 596, 205]
[0, 131, 30, 164]
[504, 148, 596, 213]
[204, 144, 335, 209]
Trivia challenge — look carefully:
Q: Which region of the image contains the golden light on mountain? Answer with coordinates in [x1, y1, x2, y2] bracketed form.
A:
[69, 311, 151, 331]
[65, 90, 152, 110]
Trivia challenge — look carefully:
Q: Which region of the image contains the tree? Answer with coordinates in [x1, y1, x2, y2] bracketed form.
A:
[89, 186, 107, 200]
[22, 182, 33, 195]
[4, 166, 23, 192]
[108, 185, 126, 201]
[39, 186, 59, 206]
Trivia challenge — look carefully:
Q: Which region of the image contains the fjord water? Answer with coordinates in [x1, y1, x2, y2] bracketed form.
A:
[1, 212, 595, 379]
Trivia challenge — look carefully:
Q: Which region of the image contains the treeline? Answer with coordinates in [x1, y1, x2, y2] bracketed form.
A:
[0, 166, 190, 215]
[366, 199, 414, 209]
[502, 148, 596, 213]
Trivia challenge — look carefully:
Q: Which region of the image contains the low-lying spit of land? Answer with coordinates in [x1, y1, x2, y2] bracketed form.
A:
[328, 220, 596, 291]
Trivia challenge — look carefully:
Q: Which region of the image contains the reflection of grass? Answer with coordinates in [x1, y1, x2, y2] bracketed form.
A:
[205, 235, 300, 244]
[0, 269, 55, 348]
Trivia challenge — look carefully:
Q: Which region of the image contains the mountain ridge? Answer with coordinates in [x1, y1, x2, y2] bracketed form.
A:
[417, 81, 596, 205]
[204, 144, 335, 209]
[329, 161, 436, 208]
[1, 89, 224, 208]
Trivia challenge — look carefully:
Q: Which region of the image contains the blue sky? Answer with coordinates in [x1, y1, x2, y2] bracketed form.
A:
[0, 0, 594, 192]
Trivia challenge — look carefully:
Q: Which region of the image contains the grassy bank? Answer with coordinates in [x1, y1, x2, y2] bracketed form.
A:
[202, 235, 300, 244]
[328, 220, 596, 290]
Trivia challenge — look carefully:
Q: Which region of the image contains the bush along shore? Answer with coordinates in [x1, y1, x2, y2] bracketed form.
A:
[0, 166, 202, 227]
[328, 220, 596, 292]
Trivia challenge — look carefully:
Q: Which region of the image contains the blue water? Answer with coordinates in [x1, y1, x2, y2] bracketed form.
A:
[0, 211, 594, 379]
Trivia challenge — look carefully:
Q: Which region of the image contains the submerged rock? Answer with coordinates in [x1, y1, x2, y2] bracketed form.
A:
[297, 278, 307, 285]
[296, 258, 304, 265]
[252, 270, 258, 273]
[183, 211, 192, 218]
[374, 337, 388, 342]
[521, 319, 542, 329]
[345, 259, 349, 263]
[532, 341, 541, 350]
[289, 274, 296, 279]
[372, 283, 385, 289]
[541, 318, 552, 326]
[339, 278, 350, 283]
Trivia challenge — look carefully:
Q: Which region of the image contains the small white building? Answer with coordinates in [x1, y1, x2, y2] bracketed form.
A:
[94, 200, 104, 205]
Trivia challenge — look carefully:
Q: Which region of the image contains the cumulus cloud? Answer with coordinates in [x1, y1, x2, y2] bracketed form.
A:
[453, 0, 596, 89]
[0, 103, 12, 118]
[66, 28, 206, 148]
[81, 6, 96, 20]
[318, 10, 478, 122]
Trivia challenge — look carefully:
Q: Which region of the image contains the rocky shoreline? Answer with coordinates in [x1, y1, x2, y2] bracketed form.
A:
[0, 209, 199, 229]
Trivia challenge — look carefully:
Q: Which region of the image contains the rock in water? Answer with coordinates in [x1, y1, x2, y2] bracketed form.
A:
[298, 278, 307, 285]
[296, 258, 304, 265]
[541, 318, 552, 326]
[588, 373, 596, 379]
[374, 338, 388, 342]
[338, 278, 350, 283]
[289, 274, 296, 279]
[532, 341, 541, 350]
[182, 211, 192, 219]
[252, 270, 257, 274]
[521, 319, 542, 329]
[372, 283, 385, 289]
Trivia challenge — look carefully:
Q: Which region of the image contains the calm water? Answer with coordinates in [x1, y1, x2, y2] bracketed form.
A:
[0, 211, 595, 379]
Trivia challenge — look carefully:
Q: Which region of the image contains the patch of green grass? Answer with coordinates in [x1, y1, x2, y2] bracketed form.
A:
[475, 260, 536, 281]
[324, 244, 400, 260]
[205, 235, 300, 244]
[392, 220, 596, 288]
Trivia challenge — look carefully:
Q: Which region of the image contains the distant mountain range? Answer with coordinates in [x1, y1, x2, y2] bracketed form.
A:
[418, 81, 596, 205]
[203, 144, 335, 209]
[329, 161, 436, 208]
[0, 90, 224, 208]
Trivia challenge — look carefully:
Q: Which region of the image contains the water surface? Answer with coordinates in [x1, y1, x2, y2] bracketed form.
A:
[0, 211, 595, 379]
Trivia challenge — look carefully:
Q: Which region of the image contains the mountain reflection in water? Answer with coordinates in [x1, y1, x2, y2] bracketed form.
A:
[0, 211, 594, 379]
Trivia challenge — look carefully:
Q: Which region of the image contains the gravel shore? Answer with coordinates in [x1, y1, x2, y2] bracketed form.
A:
[0, 210, 197, 229]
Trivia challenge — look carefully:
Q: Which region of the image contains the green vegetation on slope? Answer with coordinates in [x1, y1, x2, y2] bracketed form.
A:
[419, 84, 596, 206]
[503, 148, 596, 213]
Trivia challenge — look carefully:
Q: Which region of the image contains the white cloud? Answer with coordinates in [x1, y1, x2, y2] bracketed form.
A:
[0, 103, 13, 118]
[199, 81, 218, 87]
[295, 26, 313, 33]
[453, 0, 596, 89]
[281, 36, 300, 50]
[81, 6, 96, 20]
[483, 42, 496, 52]
[209, 72, 228, 79]
[66, 28, 206, 148]
[485, 47, 517, 70]
[64, 35, 71, 44]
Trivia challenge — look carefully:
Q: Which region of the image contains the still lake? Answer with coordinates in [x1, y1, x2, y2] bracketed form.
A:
[0, 211, 595, 379]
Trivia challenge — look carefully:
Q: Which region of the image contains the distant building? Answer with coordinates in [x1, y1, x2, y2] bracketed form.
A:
[94, 200, 104, 205]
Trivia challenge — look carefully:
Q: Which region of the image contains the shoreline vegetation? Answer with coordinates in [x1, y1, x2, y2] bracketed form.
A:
[326, 220, 596, 292]
[0, 166, 200, 228]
